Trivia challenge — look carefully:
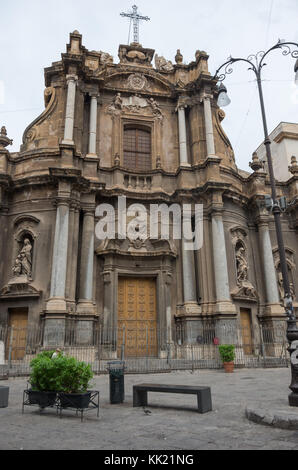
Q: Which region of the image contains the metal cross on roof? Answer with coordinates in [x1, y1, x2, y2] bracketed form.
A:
[120, 5, 150, 45]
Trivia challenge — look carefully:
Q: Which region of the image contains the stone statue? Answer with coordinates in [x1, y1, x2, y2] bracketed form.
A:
[1, 126, 7, 136]
[113, 93, 123, 109]
[175, 49, 183, 64]
[100, 51, 113, 64]
[147, 97, 162, 116]
[155, 54, 174, 72]
[278, 271, 295, 300]
[236, 245, 248, 285]
[12, 238, 32, 278]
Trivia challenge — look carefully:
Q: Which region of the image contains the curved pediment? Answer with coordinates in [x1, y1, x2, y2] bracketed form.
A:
[102, 69, 174, 96]
[96, 237, 177, 258]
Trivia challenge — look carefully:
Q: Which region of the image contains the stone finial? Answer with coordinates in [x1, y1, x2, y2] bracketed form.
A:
[0, 126, 13, 149]
[289, 155, 298, 175]
[175, 49, 183, 64]
[249, 152, 263, 172]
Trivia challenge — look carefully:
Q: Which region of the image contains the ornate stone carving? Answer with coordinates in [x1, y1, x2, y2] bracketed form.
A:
[273, 249, 296, 301]
[118, 44, 154, 66]
[230, 228, 257, 301]
[100, 51, 113, 64]
[0, 126, 13, 149]
[107, 93, 163, 120]
[235, 244, 248, 285]
[175, 49, 183, 64]
[127, 73, 148, 90]
[249, 152, 264, 172]
[12, 238, 33, 279]
[155, 54, 174, 72]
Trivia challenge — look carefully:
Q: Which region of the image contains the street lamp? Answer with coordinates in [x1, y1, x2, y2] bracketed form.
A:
[213, 39, 298, 407]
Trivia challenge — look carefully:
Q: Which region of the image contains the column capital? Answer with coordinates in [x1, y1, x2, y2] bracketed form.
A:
[89, 91, 100, 100]
[66, 74, 78, 83]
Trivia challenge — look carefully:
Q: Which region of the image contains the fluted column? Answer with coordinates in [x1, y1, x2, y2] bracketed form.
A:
[77, 206, 95, 314]
[87, 93, 99, 157]
[46, 193, 70, 312]
[62, 74, 78, 145]
[258, 219, 280, 306]
[177, 105, 190, 166]
[203, 94, 216, 157]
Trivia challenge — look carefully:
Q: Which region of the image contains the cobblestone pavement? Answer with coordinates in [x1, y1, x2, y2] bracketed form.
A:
[0, 368, 298, 450]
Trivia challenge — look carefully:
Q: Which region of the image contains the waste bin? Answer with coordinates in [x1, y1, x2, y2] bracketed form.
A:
[107, 361, 125, 404]
[0, 386, 9, 408]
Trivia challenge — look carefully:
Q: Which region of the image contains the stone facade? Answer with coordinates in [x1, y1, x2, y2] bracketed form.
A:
[0, 31, 297, 358]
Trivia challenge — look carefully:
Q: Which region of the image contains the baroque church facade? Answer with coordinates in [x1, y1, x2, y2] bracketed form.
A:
[0, 31, 297, 360]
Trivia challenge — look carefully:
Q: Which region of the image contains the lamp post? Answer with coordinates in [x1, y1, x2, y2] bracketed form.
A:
[213, 39, 298, 406]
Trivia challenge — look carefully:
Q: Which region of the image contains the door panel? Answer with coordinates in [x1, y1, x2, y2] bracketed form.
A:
[7, 308, 28, 360]
[118, 278, 157, 357]
[240, 309, 253, 355]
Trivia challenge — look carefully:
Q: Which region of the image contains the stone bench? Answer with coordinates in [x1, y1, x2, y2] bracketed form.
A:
[133, 384, 212, 413]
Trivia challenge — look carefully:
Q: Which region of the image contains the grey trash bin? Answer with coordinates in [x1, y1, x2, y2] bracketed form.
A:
[107, 361, 125, 404]
[0, 386, 9, 408]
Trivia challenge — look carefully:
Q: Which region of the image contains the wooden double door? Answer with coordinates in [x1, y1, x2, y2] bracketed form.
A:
[117, 277, 157, 357]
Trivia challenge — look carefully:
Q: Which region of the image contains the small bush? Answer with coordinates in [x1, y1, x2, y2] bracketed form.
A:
[29, 353, 93, 393]
[218, 344, 235, 363]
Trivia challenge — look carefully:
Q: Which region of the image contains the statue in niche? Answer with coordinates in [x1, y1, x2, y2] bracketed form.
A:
[278, 270, 295, 301]
[235, 244, 248, 285]
[12, 238, 33, 278]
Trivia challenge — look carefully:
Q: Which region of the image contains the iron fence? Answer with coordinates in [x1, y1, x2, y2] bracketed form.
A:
[0, 320, 289, 377]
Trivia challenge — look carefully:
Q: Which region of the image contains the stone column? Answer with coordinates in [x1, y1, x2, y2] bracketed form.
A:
[203, 94, 216, 157]
[87, 93, 98, 157]
[177, 105, 190, 166]
[77, 206, 95, 314]
[258, 218, 281, 309]
[62, 74, 78, 145]
[65, 200, 80, 306]
[46, 189, 70, 312]
[211, 204, 236, 315]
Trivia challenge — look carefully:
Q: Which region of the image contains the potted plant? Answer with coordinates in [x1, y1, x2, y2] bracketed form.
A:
[218, 344, 235, 373]
[55, 356, 94, 409]
[28, 351, 60, 407]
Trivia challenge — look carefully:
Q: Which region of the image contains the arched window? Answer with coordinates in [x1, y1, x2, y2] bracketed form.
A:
[123, 127, 152, 171]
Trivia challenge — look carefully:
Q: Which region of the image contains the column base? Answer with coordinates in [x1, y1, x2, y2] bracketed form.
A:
[214, 301, 237, 316]
[43, 314, 66, 348]
[180, 302, 202, 316]
[61, 139, 75, 146]
[179, 162, 191, 168]
[85, 153, 99, 159]
[45, 297, 67, 313]
[264, 304, 285, 317]
[76, 300, 96, 315]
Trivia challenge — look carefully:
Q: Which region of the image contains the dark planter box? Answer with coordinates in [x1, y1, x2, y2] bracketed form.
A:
[58, 392, 91, 409]
[0, 386, 9, 408]
[28, 390, 57, 408]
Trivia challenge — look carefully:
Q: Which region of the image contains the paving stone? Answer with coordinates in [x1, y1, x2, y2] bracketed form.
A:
[1, 368, 298, 450]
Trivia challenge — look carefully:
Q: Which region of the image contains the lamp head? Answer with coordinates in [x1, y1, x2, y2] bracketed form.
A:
[217, 83, 231, 107]
[294, 59, 298, 86]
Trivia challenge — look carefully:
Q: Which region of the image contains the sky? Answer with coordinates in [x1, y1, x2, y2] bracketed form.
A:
[0, 0, 297, 171]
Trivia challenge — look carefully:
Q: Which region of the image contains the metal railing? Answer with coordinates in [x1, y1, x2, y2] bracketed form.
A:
[0, 320, 289, 376]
